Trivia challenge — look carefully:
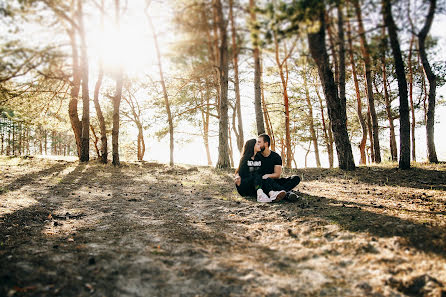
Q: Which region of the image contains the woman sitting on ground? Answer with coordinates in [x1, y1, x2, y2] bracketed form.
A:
[234, 138, 286, 203]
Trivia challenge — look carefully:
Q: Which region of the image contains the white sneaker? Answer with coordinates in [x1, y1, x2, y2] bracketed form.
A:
[269, 190, 286, 202]
[257, 190, 272, 203]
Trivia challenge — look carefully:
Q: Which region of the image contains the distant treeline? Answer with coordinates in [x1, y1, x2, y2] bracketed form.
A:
[0, 113, 75, 157]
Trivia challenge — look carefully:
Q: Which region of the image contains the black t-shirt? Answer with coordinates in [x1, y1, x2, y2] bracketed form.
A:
[257, 150, 282, 175]
[238, 154, 262, 178]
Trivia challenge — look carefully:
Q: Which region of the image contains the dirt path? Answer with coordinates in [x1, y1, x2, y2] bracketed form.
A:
[1, 157, 446, 296]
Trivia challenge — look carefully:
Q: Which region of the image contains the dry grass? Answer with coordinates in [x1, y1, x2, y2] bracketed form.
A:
[1, 156, 445, 296]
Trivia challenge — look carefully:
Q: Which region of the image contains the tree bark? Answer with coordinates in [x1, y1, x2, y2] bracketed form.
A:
[303, 63, 321, 168]
[273, 33, 293, 168]
[353, 0, 381, 163]
[112, 0, 123, 166]
[408, 34, 416, 161]
[418, 0, 438, 163]
[215, 0, 231, 169]
[67, 28, 82, 158]
[260, 51, 275, 150]
[93, 0, 107, 164]
[201, 88, 212, 166]
[90, 125, 100, 158]
[346, 15, 367, 165]
[308, 8, 355, 170]
[382, 0, 411, 169]
[337, 1, 346, 116]
[315, 85, 333, 168]
[381, 47, 398, 161]
[147, 12, 174, 166]
[93, 66, 107, 163]
[137, 123, 145, 161]
[78, 0, 90, 162]
[229, 0, 244, 152]
[249, 0, 265, 135]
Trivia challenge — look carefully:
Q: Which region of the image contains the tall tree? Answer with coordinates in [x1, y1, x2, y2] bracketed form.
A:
[249, 0, 265, 135]
[315, 85, 334, 168]
[77, 0, 90, 162]
[337, 0, 346, 115]
[382, 0, 410, 169]
[352, 0, 381, 163]
[308, 5, 355, 170]
[215, 0, 231, 168]
[146, 3, 174, 166]
[93, 0, 107, 163]
[303, 61, 321, 167]
[122, 88, 145, 161]
[380, 32, 398, 161]
[112, 0, 124, 166]
[273, 31, 296, 168]
[346, 14, 367, 165]
[418, 0, 438, 163]
[408, 33, 417, 161]
[229, 0, 244, 152]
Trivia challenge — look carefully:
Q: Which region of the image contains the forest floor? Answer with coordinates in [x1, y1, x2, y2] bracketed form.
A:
[0, 156, 446, 297]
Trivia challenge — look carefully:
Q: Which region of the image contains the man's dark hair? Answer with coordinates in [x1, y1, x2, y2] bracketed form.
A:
[258, 133, 271, 147]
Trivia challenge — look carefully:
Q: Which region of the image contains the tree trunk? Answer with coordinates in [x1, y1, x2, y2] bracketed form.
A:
[303, 63, 321, 168]
[78, 0, 90, 162]
[249, 0, 265, 135]
[137, 124, 145, 161]
[353, 0, 381, 163]
[315, 85, 333, 168]
[229, 0, 244, 152]
[212, 2, 221, 113]
[93, 66, 107, 163]
[228, 126, 235, 168]
[202, 8, 220, 118]
[273, 33, 292, 168]
[366, 106, 375, 162]
[337, 1, 346, 116]
[67, 28, 82, 158]
[408, 34, 416, 161]
[346, 16, 367, 165]
[382, 52, 398, 161]
[418, 0, 438, 163]
[112, 0, 123, 166]
[94, 0, 107, 164]
[18, 122, 22, 155]
[44, 130, 47, 155]
[326, 12, 339, 90]
[147, 12, 174, 166]
[200, 87, 212, 166]
[260, 52, 275, 150]
[308, 8, 355, 170]
[215, 0, 231, 169]
[90, 125, 101, 158]
[382, 0, 410, 169]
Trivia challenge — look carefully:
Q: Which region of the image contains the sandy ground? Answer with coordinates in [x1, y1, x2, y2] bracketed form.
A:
[1, 156, 445, 296]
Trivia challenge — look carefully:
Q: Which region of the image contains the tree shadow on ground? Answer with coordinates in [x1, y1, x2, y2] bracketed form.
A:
[1, 161, 71, 192]
[291, 166, 446, 191]
[288, 192, 446, 257]
[1, 162, 247, 296]
[0, 162, 105, 296]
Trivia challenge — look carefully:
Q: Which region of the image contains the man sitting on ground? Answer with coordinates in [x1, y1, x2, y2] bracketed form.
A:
[257, 133, 301, 202]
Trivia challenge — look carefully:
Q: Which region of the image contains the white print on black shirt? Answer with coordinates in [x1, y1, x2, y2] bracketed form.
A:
[247, 160, 261, 173]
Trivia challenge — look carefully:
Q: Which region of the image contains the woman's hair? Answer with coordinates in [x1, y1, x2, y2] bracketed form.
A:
[235, 138, 257, 174]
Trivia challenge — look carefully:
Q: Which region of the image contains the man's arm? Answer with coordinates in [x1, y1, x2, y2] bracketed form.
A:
[263, 165, 282, 179]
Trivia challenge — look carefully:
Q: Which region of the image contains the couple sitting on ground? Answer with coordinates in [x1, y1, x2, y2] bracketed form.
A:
[234, 134, 301, 203]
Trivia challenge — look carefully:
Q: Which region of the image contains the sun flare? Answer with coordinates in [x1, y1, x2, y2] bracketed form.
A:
[88, 18, 156, 76]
